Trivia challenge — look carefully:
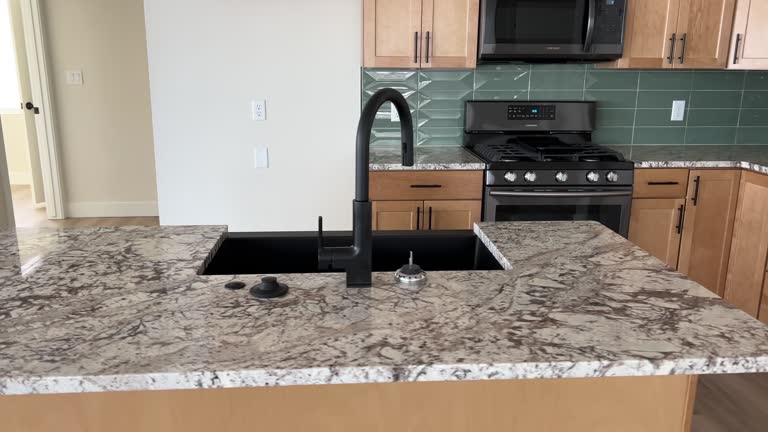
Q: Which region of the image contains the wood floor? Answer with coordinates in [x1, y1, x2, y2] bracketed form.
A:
[7, 186, 768, 431]
[10, 184, 159, 228]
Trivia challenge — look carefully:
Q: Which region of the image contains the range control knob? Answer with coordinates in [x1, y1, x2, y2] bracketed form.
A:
[503, 171, 518, 183]
[586, 171, 600, 183]
[524, 171, 537, 183]
[555, 171, 569, 183]
[606, 171, 619, 183]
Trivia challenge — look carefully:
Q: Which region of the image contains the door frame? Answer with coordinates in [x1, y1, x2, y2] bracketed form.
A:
[16, 0, 64, 219]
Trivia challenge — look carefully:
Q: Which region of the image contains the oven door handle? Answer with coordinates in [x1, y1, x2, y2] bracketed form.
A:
[489, 191, 633, 198]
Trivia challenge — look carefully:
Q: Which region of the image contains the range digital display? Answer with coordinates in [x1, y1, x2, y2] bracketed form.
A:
[508, 105, 556, 120]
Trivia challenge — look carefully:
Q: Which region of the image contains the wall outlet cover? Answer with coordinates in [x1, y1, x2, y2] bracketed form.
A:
[254, 146, 269, 168]
[671, 100, 686, 122]
[251, 100, 266, 121]
[65, 70, 83, 86]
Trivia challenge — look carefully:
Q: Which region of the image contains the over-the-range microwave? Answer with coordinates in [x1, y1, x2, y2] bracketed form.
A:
[478, 0, 627, 62]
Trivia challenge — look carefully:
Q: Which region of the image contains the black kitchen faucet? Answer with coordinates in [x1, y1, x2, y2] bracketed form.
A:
[317, 88, 415, 287]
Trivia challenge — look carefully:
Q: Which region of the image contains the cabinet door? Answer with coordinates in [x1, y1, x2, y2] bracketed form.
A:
[678, 170, 741, 296]
[423, 200, 481, 231]
[372, 201, 423, 231]
[363, 0, 422, 68]
[420, 0, 479, 68]
[615, 0, 681, 68]
[724, 172, 768, 317]
[675, 0, 737, 68]
[728, 0, 768, 69]
[629, 198, 686, 269]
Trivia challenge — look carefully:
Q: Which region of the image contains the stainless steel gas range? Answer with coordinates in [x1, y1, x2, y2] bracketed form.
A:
[464, 101, 634, 238]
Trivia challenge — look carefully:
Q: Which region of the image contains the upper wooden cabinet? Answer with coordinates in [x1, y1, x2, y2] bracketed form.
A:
[363, 0, 479, 68]
[614, 0, 736, 69]
[677, 170, 741, 297]
[728, 0, 768, 69]
[724, 172, 768, 317]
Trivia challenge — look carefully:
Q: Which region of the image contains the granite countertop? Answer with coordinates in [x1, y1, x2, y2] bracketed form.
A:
[1, 222, 768, 396]
[369, 146, 485, 171]
[610, 145, 768, 175]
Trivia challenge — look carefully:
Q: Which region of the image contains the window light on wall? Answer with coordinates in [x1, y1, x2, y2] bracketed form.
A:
[0, 0, 21, 113]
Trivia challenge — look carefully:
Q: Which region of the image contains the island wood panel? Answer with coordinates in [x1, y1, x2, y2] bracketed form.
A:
[728, 0, 768, 69]
[423, 200, 481, 230]
[369, 170, 484, 201]
[630, 198, 687, 269]
[633, 169, 690, 198]
[372, 200, 423, 231]
[675, 0, 737, 69]
[0, 376, 697, 432]
[677, 170, 741, 296]
[363, 0, 422, 68]
[420, 0, 479, 68]
[724, 171, 768, 317]
[761, 271, 768, 324]
[611, 0, 681, 68]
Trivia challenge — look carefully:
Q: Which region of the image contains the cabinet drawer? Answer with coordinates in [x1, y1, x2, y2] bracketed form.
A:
[370, 171, 484, 201]
[633, 169, 690, 198]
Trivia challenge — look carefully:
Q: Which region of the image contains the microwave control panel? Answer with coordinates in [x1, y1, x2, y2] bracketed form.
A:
[508, 105, 556, 121]
[595, 0, 626, 45]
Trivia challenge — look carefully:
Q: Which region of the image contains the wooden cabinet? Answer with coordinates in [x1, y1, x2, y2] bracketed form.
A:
[423, 200, 481, 231]
[370, 170, 483, 231]
[629, 198, 686, 269]
[363, 0, 479, 68]
[760, 271, 768, 324]
[728, 0, 768, 69]
[615, 0, 736, 69]
[372, 200, 423, 231]
[678, 170, 741, 296]
[724, 172, 768, 317]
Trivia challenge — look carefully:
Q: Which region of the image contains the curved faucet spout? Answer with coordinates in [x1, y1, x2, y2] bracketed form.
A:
[355, 88, 415, 202]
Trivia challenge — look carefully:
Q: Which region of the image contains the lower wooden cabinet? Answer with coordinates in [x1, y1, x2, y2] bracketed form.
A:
[372, 200, 423, 231]
[724, 172, 768, 317]
[423, 200, 481, 231]
[629, 198, 686, 269]
[677, 170, 741, 296]
[761, 272, 768, 324]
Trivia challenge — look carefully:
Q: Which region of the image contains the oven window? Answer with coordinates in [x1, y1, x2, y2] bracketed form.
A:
[493, 0, 588, 44]
[494, 204, 623, 233]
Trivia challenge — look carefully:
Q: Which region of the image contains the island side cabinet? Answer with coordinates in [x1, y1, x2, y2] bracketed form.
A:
[369, 170, 483, 231]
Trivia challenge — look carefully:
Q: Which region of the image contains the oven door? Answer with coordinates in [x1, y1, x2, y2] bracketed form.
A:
[484, 187, 633, 237]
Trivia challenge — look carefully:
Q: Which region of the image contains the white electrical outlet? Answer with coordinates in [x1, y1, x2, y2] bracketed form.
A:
[65, 69, 83, 86]
[671, 100, 686, 121]
[390, 102, 400, 122]
[254, 146, 269, 168]
[251, 100, 266, 121]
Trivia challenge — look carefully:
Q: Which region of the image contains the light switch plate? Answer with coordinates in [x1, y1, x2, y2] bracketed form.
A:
[671, 100, 686, 121]
[254, 146, 269, 168]
[251, 100, 266, 121]
[390, 102, 400, 122]
[66, 69, 83, 86]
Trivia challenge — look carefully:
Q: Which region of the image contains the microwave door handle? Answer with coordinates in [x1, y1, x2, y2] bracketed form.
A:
[583, 0, 597, 52]
[489, 191, 633, 198]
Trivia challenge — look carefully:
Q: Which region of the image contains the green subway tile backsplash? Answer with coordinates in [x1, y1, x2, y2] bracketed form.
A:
[362, 67, 768, 146]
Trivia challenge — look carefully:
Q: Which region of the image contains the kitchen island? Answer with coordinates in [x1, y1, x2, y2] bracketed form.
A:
[1, 222, 767, 431]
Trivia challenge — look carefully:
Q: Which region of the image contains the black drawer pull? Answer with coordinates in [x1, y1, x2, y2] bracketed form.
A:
[410, 184, 442, 189]
[647, 181, 680, 186]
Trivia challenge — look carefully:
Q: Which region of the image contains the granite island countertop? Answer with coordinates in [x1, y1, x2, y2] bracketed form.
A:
[370, 146, 485, 171]
[1, 222, 768, 396]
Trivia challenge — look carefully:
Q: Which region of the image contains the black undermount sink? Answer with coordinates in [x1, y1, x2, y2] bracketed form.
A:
[202, 230, 504, 275]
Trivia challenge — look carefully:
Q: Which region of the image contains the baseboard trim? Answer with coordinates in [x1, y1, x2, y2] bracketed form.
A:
[66, 201, 159, 218]
[9, 171, 32, 185]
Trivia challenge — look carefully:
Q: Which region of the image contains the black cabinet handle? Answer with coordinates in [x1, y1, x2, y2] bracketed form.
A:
[425, 31, 431, 63]
[647, 181, 680, 186]
[428, 206, 433, 230]
[416, 206, 421, 230]
[410, 184, 442, 189]
[734, 33, 742, 64]
[678, 33, 687, 64]
[414, 31, 419, 64]
[676, 205, 685, 234]
[692, 175, 701, 206]
[668, 33, 677, 64]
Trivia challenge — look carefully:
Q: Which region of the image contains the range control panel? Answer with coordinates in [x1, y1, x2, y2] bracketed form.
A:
[507, 104, 556, 121]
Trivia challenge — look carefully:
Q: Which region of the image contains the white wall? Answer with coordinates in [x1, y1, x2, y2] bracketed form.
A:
[0, 119, 15, 229]
[41, 0, 158, 217]
[144, 0, 361, 231]
[1, 113, 30, 184]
